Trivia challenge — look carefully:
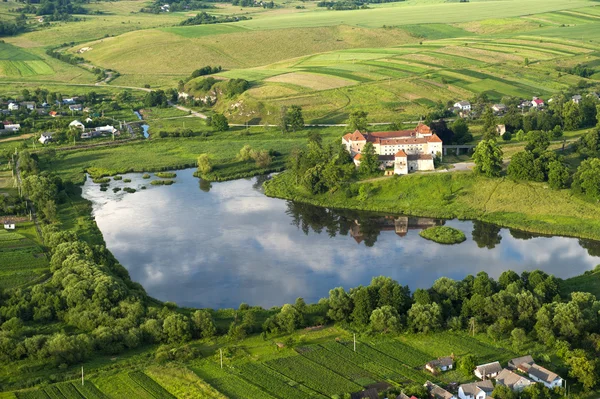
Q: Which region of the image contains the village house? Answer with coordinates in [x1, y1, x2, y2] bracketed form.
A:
[531, 97, 545, 109]
[572, 94, 582, 104]
[397, 393, 419, 399]
[474, 361, 502, 380]
[63, 97, 78, 105]
[3, 222, 15, 230]
[342, 123, 442, 175]
[7, 102, 18, 111]
[495, 124, 506, 136]
[491, 104, 507, 114]
[69, 120, 85, 130]
[426, 357, 454, 373]
[425, 381, 457, 399]
[495, 369, 533, 392]
[22, 101, 36, 110]
[454, 101, 471, 112]
[69, 104, 83, 112]
[2, 123, 20, 132]
[39, 133, 53, 144]
[49, 111, 58, 117]
[524, 364, 563, 389]
[507, 355, 534, 370]
[458, 380, 494, 399]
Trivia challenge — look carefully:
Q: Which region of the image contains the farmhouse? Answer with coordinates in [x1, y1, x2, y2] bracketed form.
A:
[342, 123, 442, 175]
[425, 381, 456, 399]
[69, 104, 83, 112]
[426, 357, 453, 373]
[69, 120, 85, 130]
[3, 123, 20, 132]
[572, 94, 582, 104]
[458, 380, 494, 399]
[49, 111, 58, 117]
[495, 124, 506, 135]
[495, 369, 533, 392]
[507, 355, 534, 370]
[3, 222, 15, 230]
[39, 133, 53, 144]
[7, 103, 18, 111]
[531, 98, 545, 108]
[474, 361, 502, 379]
[491, 104, 507, 114]
[454, 101, 471, 111]
[22, 101, 36, 110]
[525, 364, 563, 389]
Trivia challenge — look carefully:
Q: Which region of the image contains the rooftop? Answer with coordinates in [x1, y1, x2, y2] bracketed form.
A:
[528, 364, 560, 383]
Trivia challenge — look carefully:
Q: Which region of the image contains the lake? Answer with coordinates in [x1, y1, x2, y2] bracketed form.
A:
[82, 169, 600, 309]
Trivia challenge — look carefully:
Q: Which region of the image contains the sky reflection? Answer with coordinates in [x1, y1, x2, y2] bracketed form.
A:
[82, 170, 600, 309]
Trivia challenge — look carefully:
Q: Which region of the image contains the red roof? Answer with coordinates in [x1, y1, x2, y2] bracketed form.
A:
[354, 153, 362, 160]
[533, 99, 544, 104]
[415, 122, 432, 135]
[49, 111, 57, 116]
[343, 130, 366, 142]
[427, 134, 443, 143]
[395, 150, 407, 157]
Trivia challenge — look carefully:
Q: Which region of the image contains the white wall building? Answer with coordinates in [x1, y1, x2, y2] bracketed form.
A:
[458, 381, 494, 399]
[526, 364, 563, 389]
[343, 123, 442, 175]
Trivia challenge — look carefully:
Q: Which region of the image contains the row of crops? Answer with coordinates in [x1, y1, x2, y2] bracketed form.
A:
[10, 334, 510, 399]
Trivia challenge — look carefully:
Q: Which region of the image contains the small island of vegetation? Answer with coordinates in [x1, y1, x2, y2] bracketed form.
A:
[419, 226, 466, 244]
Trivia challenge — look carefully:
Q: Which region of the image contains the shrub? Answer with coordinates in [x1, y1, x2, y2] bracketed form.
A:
[155, 172, 176, 178]
[113, 175, 123, 181]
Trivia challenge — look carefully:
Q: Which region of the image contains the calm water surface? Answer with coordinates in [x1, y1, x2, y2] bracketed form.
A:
[82, 169, 600, 309]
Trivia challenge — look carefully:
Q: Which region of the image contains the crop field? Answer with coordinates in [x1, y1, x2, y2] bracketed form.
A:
[0, 225, 48, 289]
[3, 329, 553, 398]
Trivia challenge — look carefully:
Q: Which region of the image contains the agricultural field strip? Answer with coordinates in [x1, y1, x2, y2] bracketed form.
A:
[299, 345, 378, 383]
[265, 354, 362, 396]
[236, 362, 324, 399]
[192, 361, 278, 399]
[128, 371, 176, 399]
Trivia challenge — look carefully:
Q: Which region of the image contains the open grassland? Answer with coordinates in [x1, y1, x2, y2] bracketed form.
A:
[264, 171, 600, 241]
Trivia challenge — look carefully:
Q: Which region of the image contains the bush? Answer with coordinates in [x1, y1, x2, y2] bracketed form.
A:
[155, 172, 176, 178]
[150, 180, 175, 186]
[142, 173, 151, 179]
[113, 176, 123, 181]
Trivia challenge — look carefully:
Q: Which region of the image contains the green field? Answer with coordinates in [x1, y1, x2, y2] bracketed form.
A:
[5, 328, 529, 399]
[0, 224, 48, 289]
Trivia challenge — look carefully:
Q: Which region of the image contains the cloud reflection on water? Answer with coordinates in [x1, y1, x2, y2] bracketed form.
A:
[82, 170, 600, 309]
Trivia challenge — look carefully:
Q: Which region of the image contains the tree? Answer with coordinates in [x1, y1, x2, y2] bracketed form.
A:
[351, 286, 375, 327]
[278, 106, 289, 133]
[562, 101, 583, 131]
[511, 327, 527, 351]
[457, 354, 477, 377]
[507, 151, 543, 181]
[328, 287, 352, 322]
[250, 149, 272, 168]
[566, 349, 598, 390]
[348, 110, 368, 132]
[502, 131, 512, 141]
[572, 158, 600, 199]
[238, 144, 253, 161]
[191, 310, 216, 339]
[525, 130, 550, 155]
[162, 314, 191, 343]
[552, 125, 563, 139]
[370, 306, 401, 333]
[359, 142, 379, 175]
[547, 160, 570, 189]
[407, 302, 442, 333]
[210, 113, 229, 132]
[451, 118, 473, 144]
[287, 105, 304, 132]
[197, 154, 212, 174]
[277, 304, 302, 334]
[473, 139, 503, 177]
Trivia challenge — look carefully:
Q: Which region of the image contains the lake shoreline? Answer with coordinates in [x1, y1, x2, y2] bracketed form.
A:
[263, 171, 600, 243]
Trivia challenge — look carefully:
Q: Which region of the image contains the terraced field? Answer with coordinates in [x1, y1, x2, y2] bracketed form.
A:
[5, 332, 515, 399]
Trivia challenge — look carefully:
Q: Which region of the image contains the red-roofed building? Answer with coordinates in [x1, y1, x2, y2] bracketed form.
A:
[343, 123, 442, 175]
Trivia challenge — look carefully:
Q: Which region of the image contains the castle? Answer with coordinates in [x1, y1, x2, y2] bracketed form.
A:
[341, 123, 443, 175]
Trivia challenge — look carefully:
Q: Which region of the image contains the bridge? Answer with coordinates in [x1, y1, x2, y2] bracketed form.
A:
[443, 145, 475, 156]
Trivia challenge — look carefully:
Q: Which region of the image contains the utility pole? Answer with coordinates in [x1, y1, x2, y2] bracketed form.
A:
[353, 333, 356, 352]
[220, 349, 223, 369]
[81, 366, 84, 386]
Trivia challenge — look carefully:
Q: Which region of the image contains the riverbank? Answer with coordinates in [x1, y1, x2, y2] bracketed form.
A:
[264, 171, 600, 242]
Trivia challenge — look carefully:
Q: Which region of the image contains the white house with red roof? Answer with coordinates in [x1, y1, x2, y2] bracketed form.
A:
[342, 123, 442, 175]
[531, 97, 545, 108]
